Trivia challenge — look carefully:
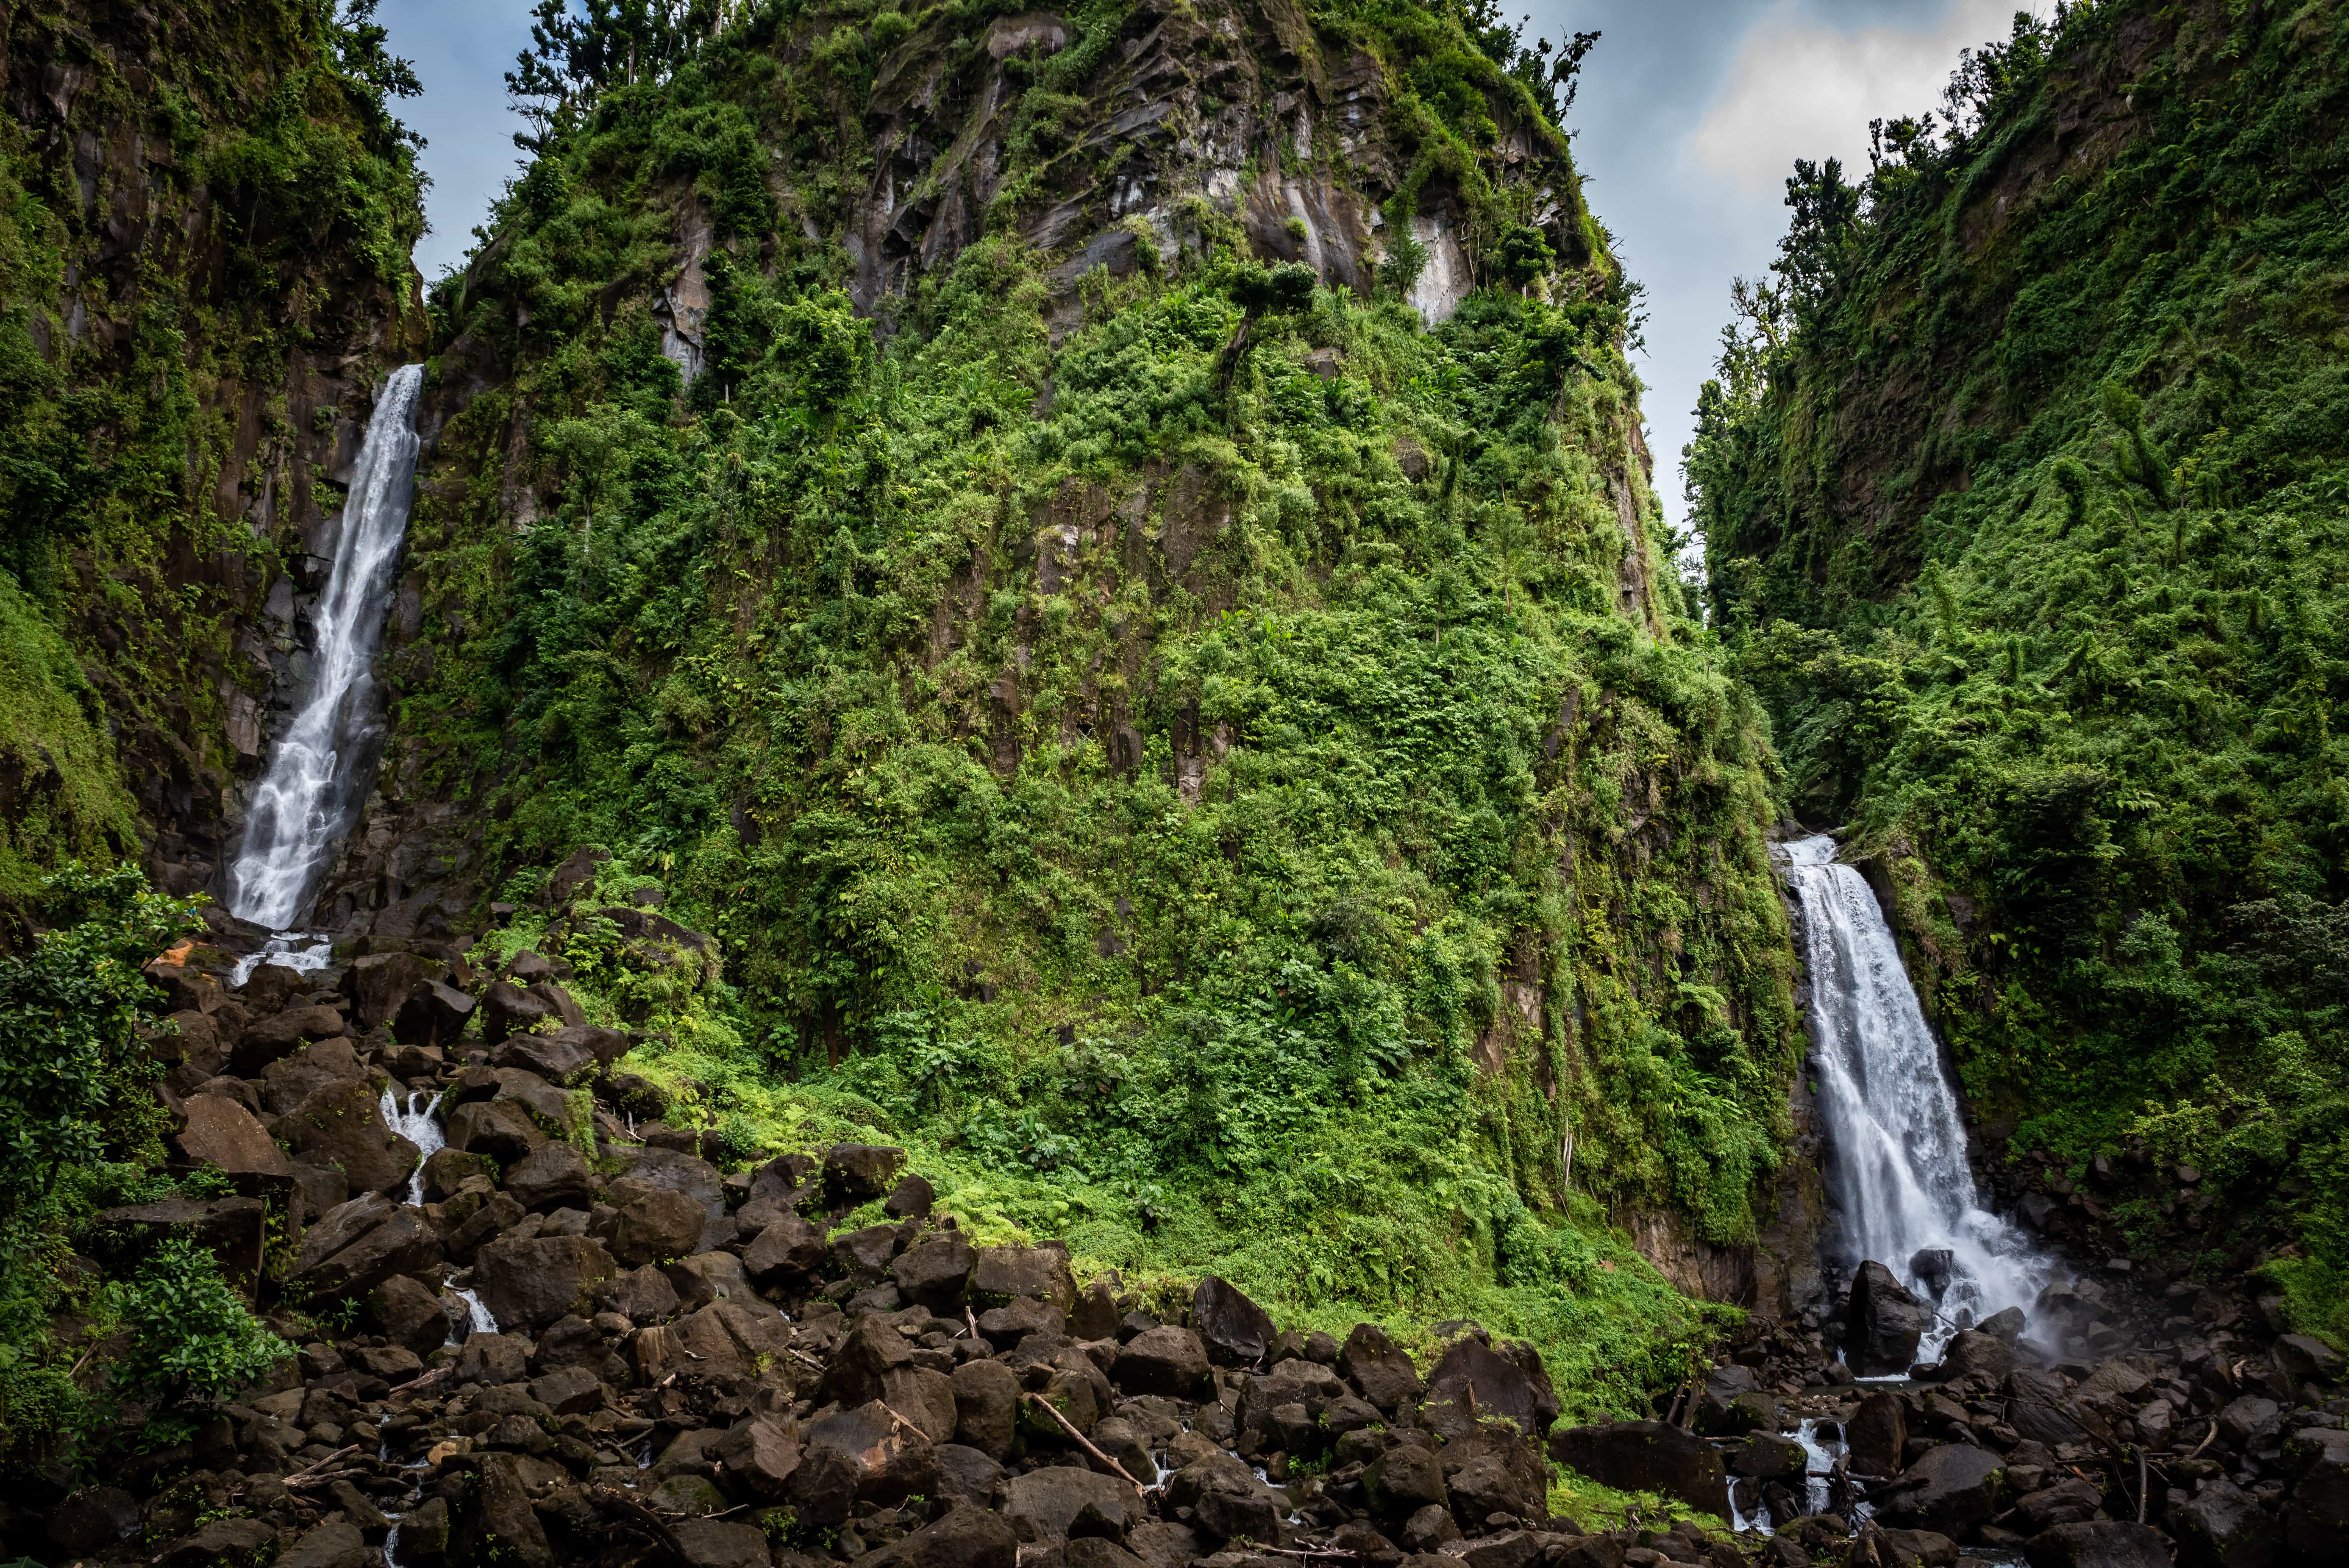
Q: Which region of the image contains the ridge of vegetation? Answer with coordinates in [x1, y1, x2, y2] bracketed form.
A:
[387, 0, 1803, 1412]
[1689, 0, 2349, 1343]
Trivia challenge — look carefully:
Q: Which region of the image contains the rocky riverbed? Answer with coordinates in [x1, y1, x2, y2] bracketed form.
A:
[8, 915, 2345, 1568]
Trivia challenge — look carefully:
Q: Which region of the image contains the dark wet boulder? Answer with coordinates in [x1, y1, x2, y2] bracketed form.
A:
[501, 1140, 593, 1212]
[1003, 1465, 1145, 1541]
[1850, 1388, 1909, 1475]
[953, 1357, 1024, 1459]
[1440, 1423, 1549, 1526]
[392, 980, 475, 1048]
[2284, 1426, 2349, 1558]
[858, 1504, 1019, 1568]
[369, 1272, 453, 1355]
[479, 978, 553, 1044]
[1848, 1260, 1928, 1376]
[279, 1078, 419, 1195]
[1192, 1274, 1276, 1367]
[596, 1176, 707, 1266]
[1113, 1325, 1211, 1398]
[1424, 1335, 1558, 1436]
[46, 1487, 142, 1556]
[1165, 1453, 1284, 1545]
[1546, 1420, 1729, 1518]
[824, 1142, 907, 1203]
[292, 1192, 440, 1296]
[1941, 1328, 2017, 1381]
[472, 1234, 616, 1329]
[445, 1097, 547, 1164]
[1877, 1443, 2005, 1538]
[973, 1242, 1079, 1313]
[1364, 1443, 1448, 1515]
[1340, 1321, 1424, 1411]
[893, 1230, 976, 1308]
[2022, 1522, 2171, 1568]
[798, 1399, 939, 1507]
[349, 950, 437, 1030]
[449, 1452, 552, 1567]
[742, 1214, 828, 1284]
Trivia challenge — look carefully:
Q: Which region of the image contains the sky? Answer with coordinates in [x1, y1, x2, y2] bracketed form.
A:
[377, 0, 2045, 531]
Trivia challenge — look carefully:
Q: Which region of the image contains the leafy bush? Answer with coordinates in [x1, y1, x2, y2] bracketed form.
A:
[106, 1238, 291, 1407]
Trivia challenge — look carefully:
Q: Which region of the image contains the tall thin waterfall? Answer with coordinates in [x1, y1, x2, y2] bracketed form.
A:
[228, 365, 425, 930]
[1779, 834, 2050, 1355]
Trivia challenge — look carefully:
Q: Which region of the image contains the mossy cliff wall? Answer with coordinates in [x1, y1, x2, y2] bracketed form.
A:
[1690, 0, 2349, 1340]
[0, 0, 424, 919]
[320, 0, 1815, 1398]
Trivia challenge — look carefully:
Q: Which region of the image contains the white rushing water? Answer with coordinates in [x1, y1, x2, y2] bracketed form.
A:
[451, 1286, 497, 1340]
[379, 1088, 444, 1206]
[1779, 834, 2052, 1358]
[226, 365, 426, 930]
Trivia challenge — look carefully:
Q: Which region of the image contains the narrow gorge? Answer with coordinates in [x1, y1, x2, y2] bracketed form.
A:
[0, 2, 2343, 1568]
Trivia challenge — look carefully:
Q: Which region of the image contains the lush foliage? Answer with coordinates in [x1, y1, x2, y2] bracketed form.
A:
[0, 868, 278, 1461]
[408, 0, 1799, 1411]
[1689, 0, 2349, 1340]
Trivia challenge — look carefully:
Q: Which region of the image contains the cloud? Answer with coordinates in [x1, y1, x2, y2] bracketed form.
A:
[1689, 0, 2044, 196]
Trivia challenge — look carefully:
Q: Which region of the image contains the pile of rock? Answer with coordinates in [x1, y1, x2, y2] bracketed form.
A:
[1698, 1258, 2349, 1567]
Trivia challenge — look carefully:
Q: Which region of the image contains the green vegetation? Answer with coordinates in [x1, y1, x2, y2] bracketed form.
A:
[1688, 0, 2349, 1341]
[402, 0, 1800, 1411]
[0, 0, 426, 918]
[0, 866, 285, 1461]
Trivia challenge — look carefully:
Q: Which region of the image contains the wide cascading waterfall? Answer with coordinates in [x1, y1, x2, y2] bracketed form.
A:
[1780, 834, 2051, 1359]
[227, 364, 425, 930]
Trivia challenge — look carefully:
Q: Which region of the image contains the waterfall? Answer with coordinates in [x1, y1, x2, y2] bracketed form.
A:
[1779, 834, 2050, 1358]
[379, 1088, 444, 1207]
[227, 365, 426, 930]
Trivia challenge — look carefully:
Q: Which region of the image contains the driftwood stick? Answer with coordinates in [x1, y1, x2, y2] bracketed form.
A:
[591, 1486, 691, 1564]
[1023, 1392, 1148, 1494]
[282, 1445, 362, 1486]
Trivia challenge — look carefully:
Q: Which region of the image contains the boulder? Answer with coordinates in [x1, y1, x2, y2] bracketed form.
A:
[1440, 1424, 1548, 1526]
[391, 980, 474, 1048]
[618, 1144, 727, 1220]
[2276, 1333, 2347, 1387]
[2219, 1394, 2282, 1450]
[1114, 1326, 1212, 1398]
[445, 1098, 547, 1163]
[1424, 1335, 1558, 1437]
[1365, 1443, 1448, 1515]
[2285, 1425, 2349, 1558]
[937, 1442, 1009, 1511]
[1848, 1260, 1928, 1376]
[894, 1230, 977, 1308]
[349, 950, 437, 1031]
[46, 1487, 141, 1556]
[1849, 1388, 1909, 1475]
[420, 1146, 493, 1203]
[834, 1221, 908, 1279]
[169, 1094, 292, 1179]
[260, 1037, 366, 1113]
[156, 1518, 276, 1568]
[979, 1294, 1066, 1347]
[1979, 1306, 2027, 1343]
[1166, 1452, 1285, 1545]
[974, 1242, 1079, 1313]
[232, 1003, 346, 1073]
[503, 1140, 594, 1212]
[743, 1214, 828, 1283]
[1192, 1274, 1276, 1367]
[1546, 1421, 1729, 1518]
[491, 1030, 600, 1086]
[713, 1415, 802, 1499]
[858, 1502, 1018, 1568]
[292, 1192, 440, 1296]
[277, 1521, 366, 1568]
[369, 1273, 454, 1355]
[670, 1519, 771, 1568]
[1877, 1443, 2004, 1538]
[1941, 1329, 2018, 1381]
[1732, 1433, 1809, 1479]
[473, 1234, 617, 1329]
[954, 1357, 1025, 1459]
[1003, 1465, 1146, 1541]
[599, 1176, 708, 1265]
[596, 1262, 683, 1322]
[448, 1452, 552, 1567]
[280, 1078, 421, 1195]
[886, 1174, 936, 1220]
[823, 1312, 915, 1408]
[1340, 1322, 1424, 1412]
[2021, 1522, 2171, 1568]
[823, 1142, 907, 1203]
[798, 1398, 938, 1507]
[479, 979, 553, 1043]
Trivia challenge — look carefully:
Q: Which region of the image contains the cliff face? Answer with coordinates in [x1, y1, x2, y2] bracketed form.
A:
[1691, 0, 2349, 1338]
[0, 0, 424, 922]
[292, 0, 1816, 1384]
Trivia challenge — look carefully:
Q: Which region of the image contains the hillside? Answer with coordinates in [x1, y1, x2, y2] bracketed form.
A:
[1688, 0, 2349, 1340]
[363, 0, 1809, 1403]
[0, 0, 427, 914]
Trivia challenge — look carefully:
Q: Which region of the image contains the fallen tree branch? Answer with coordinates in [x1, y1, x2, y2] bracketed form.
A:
[590, 1485, 691, 1565]
[1023, 1393, 1148, 1494]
